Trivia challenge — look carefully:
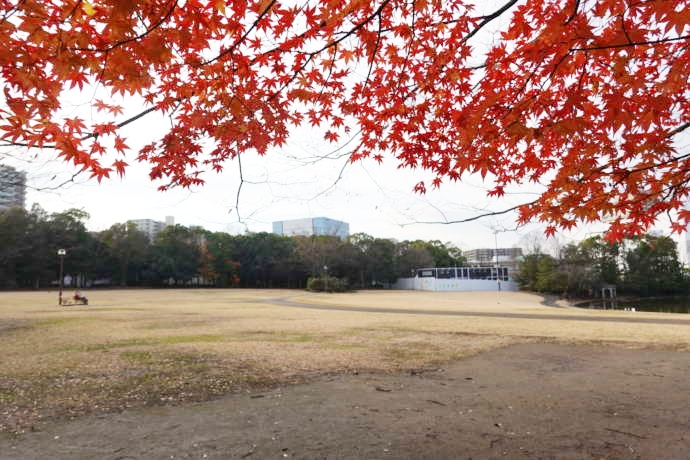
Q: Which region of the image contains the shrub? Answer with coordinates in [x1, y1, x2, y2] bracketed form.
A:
[306, 276, 349, 293]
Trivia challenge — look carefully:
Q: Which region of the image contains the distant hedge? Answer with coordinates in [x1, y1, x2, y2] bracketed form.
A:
[306, 276, 349, 293]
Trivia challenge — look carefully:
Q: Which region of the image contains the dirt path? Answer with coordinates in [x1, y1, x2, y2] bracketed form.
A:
[270, 296, 690, 325]
[2, 343, 689, 460]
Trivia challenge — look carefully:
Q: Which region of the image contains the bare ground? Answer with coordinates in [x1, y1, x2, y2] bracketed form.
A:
[2, 343, 689, 460]
[1, 290, 689, 459]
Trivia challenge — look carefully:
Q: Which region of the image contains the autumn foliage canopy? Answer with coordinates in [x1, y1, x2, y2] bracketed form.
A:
[1, 0, 689, 239]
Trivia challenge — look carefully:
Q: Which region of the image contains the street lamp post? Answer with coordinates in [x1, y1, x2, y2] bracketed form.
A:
[323, 265, 328, 292]
[494, 231, 501, 292]
[57, 249, 66, 305]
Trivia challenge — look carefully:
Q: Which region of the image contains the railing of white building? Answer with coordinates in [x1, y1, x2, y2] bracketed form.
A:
[392, 266, 519, 292]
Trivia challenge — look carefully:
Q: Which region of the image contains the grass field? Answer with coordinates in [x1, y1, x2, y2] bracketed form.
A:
[2, 288, 689, 433]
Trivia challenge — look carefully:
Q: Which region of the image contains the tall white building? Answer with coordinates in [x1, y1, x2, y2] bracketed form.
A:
[129, 216, 175, 241]
[0, 165, 27, 210]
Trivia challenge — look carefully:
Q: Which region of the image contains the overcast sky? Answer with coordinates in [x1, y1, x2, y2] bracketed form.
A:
[8, 116, 610, 252]
[9, 106, 681, 254]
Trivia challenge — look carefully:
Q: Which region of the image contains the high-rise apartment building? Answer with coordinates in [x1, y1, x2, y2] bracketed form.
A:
[129, 216, 175, 241]
[0, 165, 27, 210]
[272, 217, 349, 240]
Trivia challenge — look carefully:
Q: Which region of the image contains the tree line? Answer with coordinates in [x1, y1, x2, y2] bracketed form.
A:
[0, 206, 465, 290]
[515, 235, 689, 298]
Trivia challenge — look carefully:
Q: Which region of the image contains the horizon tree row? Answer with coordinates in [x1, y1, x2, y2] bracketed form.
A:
[515, 235, 689, 298]
[0, 205, 465, 290]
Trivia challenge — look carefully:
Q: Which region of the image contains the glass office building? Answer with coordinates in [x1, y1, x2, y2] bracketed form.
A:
[273, 217, 349, 240]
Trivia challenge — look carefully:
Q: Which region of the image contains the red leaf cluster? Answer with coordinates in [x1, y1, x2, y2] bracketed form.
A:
[1, 0, 689, 239]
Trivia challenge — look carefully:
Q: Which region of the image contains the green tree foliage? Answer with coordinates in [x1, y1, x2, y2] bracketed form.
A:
[623, 235, 686, 296]
[514, 253, 564, 293]
[347, 234, 398, 287]
[406, 240, 466, 267]
[558, 237, 620, 297]
[233, 232, 296, 288]
[150, 226, 203, 286]
[0, 206, 98, 288]
[99, 223, 150, 286]
[201, 232, 241, 287]
[293, 235, 340, 283]
[0, 207, 34, 288]
[395, 242, 434, 278]
[365, 238, 397, 286]
[534, 255, 566, 294]
[517, 234, 687, 298]
[1, 206, 477, 290]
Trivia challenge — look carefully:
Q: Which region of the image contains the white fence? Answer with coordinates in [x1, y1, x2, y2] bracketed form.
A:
[393, 277, 519, 292]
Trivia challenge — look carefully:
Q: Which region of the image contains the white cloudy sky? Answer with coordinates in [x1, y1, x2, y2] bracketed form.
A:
[8, 120, 683, 254]
[9, 115, 609, 252]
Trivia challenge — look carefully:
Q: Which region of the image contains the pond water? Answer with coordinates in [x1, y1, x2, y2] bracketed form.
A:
[578, 297, 690, 314]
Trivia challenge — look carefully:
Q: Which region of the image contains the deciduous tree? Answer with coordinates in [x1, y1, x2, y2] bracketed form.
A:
[150, 225, 202, 285]
[407, 240, 465, 267]
[623, 235, 685, 296]
[99, 222, 150, 286]
[3, 1, 690, 238]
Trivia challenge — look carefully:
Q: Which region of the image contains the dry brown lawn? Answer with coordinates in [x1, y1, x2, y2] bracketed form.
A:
[1, 288, 689, 434]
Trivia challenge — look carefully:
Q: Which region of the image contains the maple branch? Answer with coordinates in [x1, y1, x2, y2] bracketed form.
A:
[576, 52, 589, 93]
[619, 12, 633, 45]
[565, 0, 581, 24]
[436, 0, 518, 31]
[610, 168, 690, 218]
[263, 1, 392, 119]
[309, 156, 351, 200]
[592, 122, 690, 182]
[106, 106, 161, 136]
[401, 200, 538, 226]
[572, 34, 690, 52]
[67, 0, 178, 53]
[362, 8, 385, 87]
[0, 104, 160, 149]
[424, 198, 450, 223]
[0, 140, 54, 149]
[427, 0, 519, 92]
[669, 121, 690, 137]
[305, 0, 393, 58]
[465, 0, 519, 44]
[286, 130, 363, 165]
[616, 151, 690, 179]
[203, 0, 278, 66]
[0, 1, 22, 23]
[243, 0, 392, 101]
[235, 150, 244, 221]
[316, 47, 339, 101]
[31, 170, 85, 192]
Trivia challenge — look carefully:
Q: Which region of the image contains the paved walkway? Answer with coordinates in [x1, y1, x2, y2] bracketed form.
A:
[269, 296, 690, 326]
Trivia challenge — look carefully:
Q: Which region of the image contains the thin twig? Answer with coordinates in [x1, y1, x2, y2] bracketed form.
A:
[401, 200, 538, 226]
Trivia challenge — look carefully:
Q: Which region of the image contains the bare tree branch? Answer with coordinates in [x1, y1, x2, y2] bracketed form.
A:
[572, 34, 690, 52]
[401, 200, 538, 226]
[565, 0, 582, 24]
